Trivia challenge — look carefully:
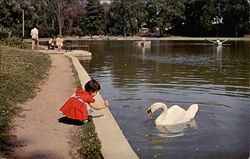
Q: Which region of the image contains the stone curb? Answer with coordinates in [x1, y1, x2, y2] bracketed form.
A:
[64, 53, 139, 159]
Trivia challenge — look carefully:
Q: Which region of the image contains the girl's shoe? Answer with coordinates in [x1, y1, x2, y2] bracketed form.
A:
[81, 120, 88, 124]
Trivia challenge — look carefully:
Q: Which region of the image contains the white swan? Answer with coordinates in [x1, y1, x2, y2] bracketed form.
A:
[147, 102, 199, 125]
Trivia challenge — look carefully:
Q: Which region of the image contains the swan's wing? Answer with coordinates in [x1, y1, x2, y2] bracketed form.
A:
[163, 105, 186, 124]
[183, 104, 199, 121]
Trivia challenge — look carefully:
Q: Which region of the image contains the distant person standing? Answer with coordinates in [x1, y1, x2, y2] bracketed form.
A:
[30, 27, 39, 50]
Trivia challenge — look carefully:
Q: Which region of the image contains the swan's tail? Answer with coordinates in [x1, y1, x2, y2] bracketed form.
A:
[184, 104, 199, 120]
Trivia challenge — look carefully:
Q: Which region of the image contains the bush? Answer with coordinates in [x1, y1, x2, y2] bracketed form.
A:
[0, 28, 10, 40]
[68, 27, 83, 36]
[39, 26, 56, 38]
[0, 37, 28, 49]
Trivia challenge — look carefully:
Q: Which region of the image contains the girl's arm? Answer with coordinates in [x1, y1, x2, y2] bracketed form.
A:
[90, 100, 110, 110]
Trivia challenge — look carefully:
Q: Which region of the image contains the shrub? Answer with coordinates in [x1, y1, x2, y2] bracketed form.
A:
[39, 26, 56, 38]
[68, 27, 83, 36]
[0, 28, 10, 40]
[0, 37, 28, 49]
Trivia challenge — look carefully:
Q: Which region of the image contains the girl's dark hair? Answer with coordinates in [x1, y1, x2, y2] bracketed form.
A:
[84, 79, 101, 92]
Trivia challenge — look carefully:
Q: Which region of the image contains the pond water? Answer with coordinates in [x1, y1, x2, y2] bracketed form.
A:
[80, 40, 249, 159]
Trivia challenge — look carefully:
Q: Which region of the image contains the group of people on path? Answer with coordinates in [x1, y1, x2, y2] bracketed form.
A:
[30, 26, 64, 50]
[48, 36, 64, 50]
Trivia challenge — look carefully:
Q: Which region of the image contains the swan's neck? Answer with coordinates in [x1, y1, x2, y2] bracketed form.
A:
[154, 104, 168, 125]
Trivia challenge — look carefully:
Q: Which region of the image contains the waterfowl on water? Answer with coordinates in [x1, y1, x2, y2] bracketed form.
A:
[147, 102, 199, 125]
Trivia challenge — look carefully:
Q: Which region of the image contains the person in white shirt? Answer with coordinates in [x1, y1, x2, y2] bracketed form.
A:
[56, 36, 64, 51]
[30, 27, 39, 50]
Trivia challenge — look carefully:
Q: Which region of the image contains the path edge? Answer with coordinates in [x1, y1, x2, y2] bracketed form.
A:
[64, 53, 139, 159]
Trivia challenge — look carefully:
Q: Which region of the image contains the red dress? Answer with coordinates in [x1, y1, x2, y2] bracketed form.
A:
[59, 89, 95, 120]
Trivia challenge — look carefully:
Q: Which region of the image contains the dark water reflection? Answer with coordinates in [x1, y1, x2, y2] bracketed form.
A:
[80, 40, 249, 159]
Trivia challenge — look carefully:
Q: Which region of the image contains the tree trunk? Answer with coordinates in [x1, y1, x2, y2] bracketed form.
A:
[48, 0, 69, 36]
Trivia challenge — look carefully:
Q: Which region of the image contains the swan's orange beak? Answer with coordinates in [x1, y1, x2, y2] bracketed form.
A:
[147, 109, 152, 118]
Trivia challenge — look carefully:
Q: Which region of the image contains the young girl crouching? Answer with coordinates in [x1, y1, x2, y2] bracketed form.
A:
[59, 79, 109, 123]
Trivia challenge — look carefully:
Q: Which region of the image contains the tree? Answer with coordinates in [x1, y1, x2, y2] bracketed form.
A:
[47, 0, 73, 36]
[108, 0, 146, 36]
[181, 0, 249, 37]
[25, 0, 57, 37]
[221, 0, 249, 36]
[145, 0, 158, 32]
[182, 0, 214, 36]
[107, 0, 126, 35]
[130, 0, 146, 35]
[0, 0, 248, 38]
[145, 0, 185, 36]
[64, 1, 86, 35]
[0, 0, 23, 37]
[102, 3, 111, 36]
[81, 0, 105, 36]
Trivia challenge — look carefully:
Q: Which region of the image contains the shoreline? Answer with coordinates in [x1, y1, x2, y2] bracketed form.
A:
[25, 36, 250, 43]
[64, 53, 139, 159]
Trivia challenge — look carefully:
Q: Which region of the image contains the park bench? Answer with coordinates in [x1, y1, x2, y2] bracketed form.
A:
[64, 40, 89, 52]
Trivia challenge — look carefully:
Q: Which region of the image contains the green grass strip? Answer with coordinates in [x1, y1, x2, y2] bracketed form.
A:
[79, 117, 102, 159]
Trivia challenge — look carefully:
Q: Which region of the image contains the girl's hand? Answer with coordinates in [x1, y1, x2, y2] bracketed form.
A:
[104, 100, 110, 107]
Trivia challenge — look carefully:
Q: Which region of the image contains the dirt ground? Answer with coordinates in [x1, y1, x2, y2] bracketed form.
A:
[10, 54, 82, 159]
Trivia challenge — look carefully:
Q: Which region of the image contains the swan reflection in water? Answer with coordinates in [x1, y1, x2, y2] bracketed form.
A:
[146, 119, 198, 150]
[155, 119, 198, 138]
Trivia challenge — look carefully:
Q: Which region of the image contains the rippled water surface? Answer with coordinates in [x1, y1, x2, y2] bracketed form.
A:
[80, 40, 249, 159]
